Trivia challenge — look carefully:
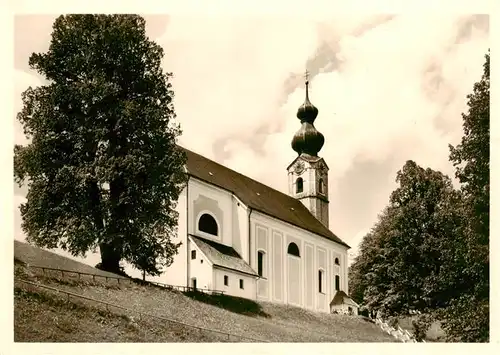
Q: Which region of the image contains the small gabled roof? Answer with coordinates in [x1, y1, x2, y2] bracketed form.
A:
[330, 290, 359, 307]
[190, 235, 258, 277]
[181, 147, 350, 249]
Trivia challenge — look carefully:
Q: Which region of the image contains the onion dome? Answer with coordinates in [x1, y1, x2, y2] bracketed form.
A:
[291, 80, 325, 156]
[296, 81, 318, 123]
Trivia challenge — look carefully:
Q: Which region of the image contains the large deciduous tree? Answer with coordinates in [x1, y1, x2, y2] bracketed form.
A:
[445, 51, 489, 342]
[348, 51, 490, 342]
[349, 162, 462, 317]
[386, 162, 465, 314]
[14, 15, 187, 276]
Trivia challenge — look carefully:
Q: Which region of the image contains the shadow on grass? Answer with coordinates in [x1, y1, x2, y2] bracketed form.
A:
[14, 257, 26, 266]
[182, 290, 271, 318]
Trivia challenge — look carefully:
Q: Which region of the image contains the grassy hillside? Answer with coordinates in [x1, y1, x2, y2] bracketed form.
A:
[14, 240, 396, 342]
[14, 240, 126, 279]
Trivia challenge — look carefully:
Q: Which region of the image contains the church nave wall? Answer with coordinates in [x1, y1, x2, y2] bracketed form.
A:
[251, 211, 348, 313]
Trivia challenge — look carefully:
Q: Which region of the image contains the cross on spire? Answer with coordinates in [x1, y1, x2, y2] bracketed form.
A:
[305, 69, 310, 85]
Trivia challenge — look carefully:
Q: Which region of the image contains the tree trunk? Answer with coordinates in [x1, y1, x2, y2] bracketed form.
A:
[100, 132, 126, 275]
[86, 177, 122, 274]
[99, 242, 122, 274]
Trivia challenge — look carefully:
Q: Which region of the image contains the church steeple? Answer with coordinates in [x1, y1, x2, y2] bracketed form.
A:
[287, 71, 330, 228]
[291, 73, 325, 157]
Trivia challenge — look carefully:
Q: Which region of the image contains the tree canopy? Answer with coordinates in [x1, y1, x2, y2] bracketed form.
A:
[444, 51, 489, 342]
[348, 52, 489, 342]
[349, 162, 463, 316]
[14, 15, 188, 276]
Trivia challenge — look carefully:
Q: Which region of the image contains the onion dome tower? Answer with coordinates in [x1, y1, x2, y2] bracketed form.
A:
[291, 80, 325, 157]
[287, 72, 330, 228]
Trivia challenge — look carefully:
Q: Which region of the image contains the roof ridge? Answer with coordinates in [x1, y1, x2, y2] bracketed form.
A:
[190, 234, 242, 257]
[179, 145, 302, 203]
[189, 234, 258, 277]
[179, 145, 350, 249]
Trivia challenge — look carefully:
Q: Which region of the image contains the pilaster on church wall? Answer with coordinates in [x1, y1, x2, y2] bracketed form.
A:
[251, 210, 349, 311]
[230, 194, 248, 263]
[251, 211, 348, 264]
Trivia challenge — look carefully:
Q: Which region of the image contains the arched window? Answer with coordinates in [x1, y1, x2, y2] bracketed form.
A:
[318, 269, 324, 293]
[335, 257, 340, 265]
[198, 213, 218, 236]
[287, 242, 300, 257]
[296, 178, 303, 193]
[257, 250, 266, 277]
[335, 275, 340, 291]
[318, 178, 324, 193]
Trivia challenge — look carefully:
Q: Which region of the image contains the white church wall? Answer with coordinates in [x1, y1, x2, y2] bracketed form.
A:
[304, 242, 314, 309]
[288, 254, 302, 306]
[214, 268, 256, 300]
[150, 187, 188, 287]
[188, 178, 233, 247]
[316, 246, 327, 311]
[272, 230, 284, 302]
[255, 223, 270, 299]
[251, 211, 349, 313]
[332, 250, 348, 294]
[231, 195, 249, 263]
[286, 234, 303, 307]
[187, 237, 214, 290]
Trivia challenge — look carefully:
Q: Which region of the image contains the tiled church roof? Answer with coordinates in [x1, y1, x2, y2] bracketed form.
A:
[181, 147, 350, 249]
[189, 235, 258, 277]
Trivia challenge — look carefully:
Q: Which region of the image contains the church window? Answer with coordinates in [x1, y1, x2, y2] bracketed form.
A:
[318, 269, 324, 293]
[335, 257, 340, 265]
[318, 178, 324, 193]
[198, 213, 218, 236]
[335, 275, 340, 291]
[224, 275, 229, 286]
[191, 250, 196, 260]
[239, 279, 244, 289]
[296, 177, 304, 193]
[287, 242, 300, 257]
[257, 251, 266, 277]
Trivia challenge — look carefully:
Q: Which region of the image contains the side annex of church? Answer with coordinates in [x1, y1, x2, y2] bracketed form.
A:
[154, 78, 353, 314]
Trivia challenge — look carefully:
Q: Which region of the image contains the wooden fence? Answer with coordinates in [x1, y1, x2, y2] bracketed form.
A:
[375, 318, 425, 343]
[28, 265, 225, 295]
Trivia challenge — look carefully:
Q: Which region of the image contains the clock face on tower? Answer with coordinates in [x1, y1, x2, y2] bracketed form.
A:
[295, 161, 305, 174]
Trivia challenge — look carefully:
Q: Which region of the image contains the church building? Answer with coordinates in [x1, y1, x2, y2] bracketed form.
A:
[157, 79, 352, 313]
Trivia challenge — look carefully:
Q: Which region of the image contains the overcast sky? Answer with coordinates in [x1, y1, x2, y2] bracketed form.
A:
[13, 13, 489, 269]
